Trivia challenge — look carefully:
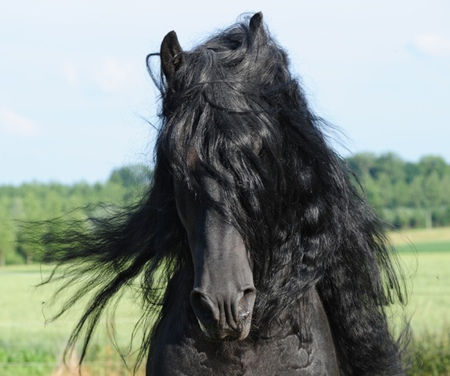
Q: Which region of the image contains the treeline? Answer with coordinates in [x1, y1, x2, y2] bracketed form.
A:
[0, 165, 152, 266]
[0, 154, 450, 265]
[347, 153, 450, 229]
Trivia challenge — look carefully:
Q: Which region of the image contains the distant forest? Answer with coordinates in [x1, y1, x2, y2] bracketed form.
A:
[1, 153, 450, 265]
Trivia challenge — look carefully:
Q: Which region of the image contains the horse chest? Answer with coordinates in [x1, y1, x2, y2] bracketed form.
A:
[147, 288, 340, 375]
[148, 300, 341, 376]
[149, 332, 336, 376]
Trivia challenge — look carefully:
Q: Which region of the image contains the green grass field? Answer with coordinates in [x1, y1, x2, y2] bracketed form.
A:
[388, 228, 450, 336]
[0, 266, 146, 376]
[0, 227, 449, 375]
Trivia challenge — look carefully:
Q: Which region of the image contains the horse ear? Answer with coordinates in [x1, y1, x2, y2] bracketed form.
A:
[249, 12, 264, 34]
[160, 31, 184, 84]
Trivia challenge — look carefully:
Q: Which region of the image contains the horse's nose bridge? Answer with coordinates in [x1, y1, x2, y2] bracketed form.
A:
[188, 206, 256, 336]
[190, 240, 256, 332]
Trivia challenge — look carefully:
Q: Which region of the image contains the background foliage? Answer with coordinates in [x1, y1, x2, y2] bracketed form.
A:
[347, 153, 450, 229]
[0, 164, 151, 266]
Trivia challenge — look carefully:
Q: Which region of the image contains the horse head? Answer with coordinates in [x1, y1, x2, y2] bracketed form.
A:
[158, 16, 268, 341]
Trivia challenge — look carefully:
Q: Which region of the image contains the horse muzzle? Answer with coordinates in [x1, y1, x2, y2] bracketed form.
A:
[190, 287, 256, 341]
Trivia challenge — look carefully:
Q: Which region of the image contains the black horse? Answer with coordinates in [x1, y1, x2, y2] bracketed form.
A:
[41, 13, 407, 375]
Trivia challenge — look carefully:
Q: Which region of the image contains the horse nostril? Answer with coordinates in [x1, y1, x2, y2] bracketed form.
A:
[190, 289, 219, 325]
[238, 287, 256, 322]
[243, 287, 256, 297]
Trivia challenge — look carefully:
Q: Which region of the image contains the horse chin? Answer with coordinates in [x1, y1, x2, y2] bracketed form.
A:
[198, 320, 252, 342]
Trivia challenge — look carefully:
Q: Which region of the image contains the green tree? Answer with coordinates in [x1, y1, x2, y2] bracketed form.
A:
[346, 152, 450, 229]
[0, 199, 16, 266]
[346, 153, 377, 180]
[419, 155, 447, 178]
[108, 164, 152, 188]
[372, 153, 406, 184]
[411, 172, 444, 228]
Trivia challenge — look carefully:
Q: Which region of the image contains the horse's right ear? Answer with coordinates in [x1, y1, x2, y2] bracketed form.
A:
[160, 31, 184, 84]
[249, 12, 266, 45]
[249, 12, 264, 33]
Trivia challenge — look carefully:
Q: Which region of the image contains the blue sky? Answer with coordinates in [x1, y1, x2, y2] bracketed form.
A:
[1, 0, 449, 185]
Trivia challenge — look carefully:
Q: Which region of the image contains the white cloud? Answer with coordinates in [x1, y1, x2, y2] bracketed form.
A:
[413, 34, 450, 57]
[95, 58, 136, 93]
[0, 106, 39, 137]
[62, 62, 80, 88]
[61, 58, 137, 93]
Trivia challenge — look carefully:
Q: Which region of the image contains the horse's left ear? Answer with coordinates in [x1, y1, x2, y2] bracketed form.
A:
[160, 31, 184, 84]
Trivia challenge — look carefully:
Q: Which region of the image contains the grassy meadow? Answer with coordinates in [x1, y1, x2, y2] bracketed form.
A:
[388, 228, 450, 334]
[0, 227, 449, 375]
[0, 266, 146, 376]
[388, 228, 450, 375]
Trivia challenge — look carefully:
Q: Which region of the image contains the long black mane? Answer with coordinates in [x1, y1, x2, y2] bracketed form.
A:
[41, 14, 407, 375]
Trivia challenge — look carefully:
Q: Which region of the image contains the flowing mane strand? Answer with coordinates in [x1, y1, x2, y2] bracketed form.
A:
[39, 14, 408, 375]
